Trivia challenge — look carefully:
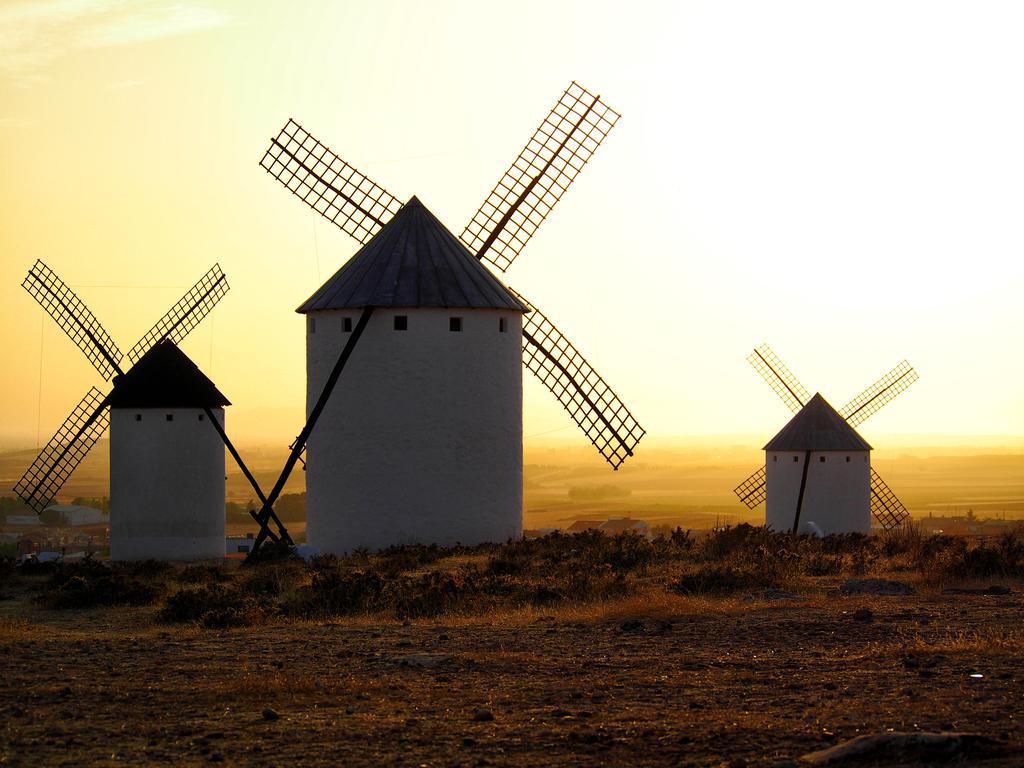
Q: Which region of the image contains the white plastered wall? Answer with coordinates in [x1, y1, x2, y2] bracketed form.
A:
[109, 407, 226, 560]
[765, 450, 871, 535]
[305, 307, 523, 554]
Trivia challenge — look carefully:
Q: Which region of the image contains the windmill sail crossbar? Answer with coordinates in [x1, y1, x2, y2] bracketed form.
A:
[733, 466, 767, 508]
[513, 290, 643, 469]
[461, 82, 620, 272]
[126, 266, 229, 365]
[23, 261, 123, 381]
[261, 120, 404, 245]
[13, 388, 110, 513]
[870, 468, 910, 529]
[840, 361, 919, 428]
[748, 344, 810, 414]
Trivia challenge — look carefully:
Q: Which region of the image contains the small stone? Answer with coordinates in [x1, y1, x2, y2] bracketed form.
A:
[261, 708, 279, 721]
[472, 709, 494, 722]
[853, 608, 874, 622]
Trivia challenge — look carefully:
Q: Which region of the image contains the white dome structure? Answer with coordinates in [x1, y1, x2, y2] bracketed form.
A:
[108, 341, 228, 560]
[764, 393, 871, 536]
[299, 197, 528, 553]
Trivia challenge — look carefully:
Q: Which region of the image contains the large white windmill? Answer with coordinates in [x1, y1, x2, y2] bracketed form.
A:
[734, 344, 918, 535]
[12, 262, 284, 560]
[255, 82, 646, 555]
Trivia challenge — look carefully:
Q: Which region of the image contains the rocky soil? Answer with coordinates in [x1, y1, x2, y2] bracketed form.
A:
[1, 586, 1021, 766]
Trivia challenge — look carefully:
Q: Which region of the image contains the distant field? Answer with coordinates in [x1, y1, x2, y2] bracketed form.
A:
[2, 440, 1022, 532]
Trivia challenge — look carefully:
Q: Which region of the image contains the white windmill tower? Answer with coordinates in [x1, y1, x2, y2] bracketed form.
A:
[254, 82, 646, 555]
[12, 262, 280, 560]
[734, 344, 919, 535]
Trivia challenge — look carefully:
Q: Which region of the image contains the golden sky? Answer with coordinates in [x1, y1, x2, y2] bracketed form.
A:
[1, 0, 1023, 455]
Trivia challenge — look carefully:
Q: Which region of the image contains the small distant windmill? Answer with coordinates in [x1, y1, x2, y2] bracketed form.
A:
[12, 261, 291, 559]
[734, 344, 918, 534]
[254, 82, 646, 554]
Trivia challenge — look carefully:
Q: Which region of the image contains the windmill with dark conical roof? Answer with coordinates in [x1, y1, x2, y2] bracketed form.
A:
[13, 262, 286, 560]
[734, 344, 919, 535]
[254, 82, 646, 555]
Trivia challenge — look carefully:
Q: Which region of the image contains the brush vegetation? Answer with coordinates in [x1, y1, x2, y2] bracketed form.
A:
[6, 524, 1024, 627]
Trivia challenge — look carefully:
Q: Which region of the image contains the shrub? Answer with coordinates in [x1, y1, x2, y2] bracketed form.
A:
[671, 565, 781, 596]
[177, 564, 232, 585]
[161, 584, 269, 627]
[283, 569, 386, 618]
[37, 561, 161, 609]
[372, 544, 454, 577]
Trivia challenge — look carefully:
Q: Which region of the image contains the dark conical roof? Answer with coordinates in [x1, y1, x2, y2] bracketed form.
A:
[108, 340, 230, 408]
[296, 196, 528, 313]
[764, 393, 871, 451]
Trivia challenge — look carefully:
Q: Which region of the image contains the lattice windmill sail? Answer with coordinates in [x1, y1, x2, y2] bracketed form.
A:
[13, 261, 289, 559]
[734, 343, 918, 533]
[257, 81, 644, 555]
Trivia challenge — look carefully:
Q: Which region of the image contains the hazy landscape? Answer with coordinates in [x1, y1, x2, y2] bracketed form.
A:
[3, 439, 1021, 536]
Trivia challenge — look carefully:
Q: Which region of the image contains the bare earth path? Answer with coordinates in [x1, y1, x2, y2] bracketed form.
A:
[1, 591, 1021, 766]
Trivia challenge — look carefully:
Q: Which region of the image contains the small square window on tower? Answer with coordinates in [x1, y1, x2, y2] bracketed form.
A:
[793, 455, 799, 462]
[135, 414, 142, 422]
[449, 317, 463, 332]
[845, 456, 851, 463]
[499, 317, 507, 333]
[343, 317, 353, 333]
[819, 456, 826, 463]
[199, 414, 205, 422]
[394, 315, 408, 331]
[166, 414, 174, 422]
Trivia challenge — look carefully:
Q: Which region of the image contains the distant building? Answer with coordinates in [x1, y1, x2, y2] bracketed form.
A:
[5, 515, 39, 526]
[226, 533, 256, 554]
[564, 517, 651, 537]
[44, 504, 108, 527]
[917, 512, 1023, 537]
[599, 517, 650, 537]
[566, 520, 603, 533]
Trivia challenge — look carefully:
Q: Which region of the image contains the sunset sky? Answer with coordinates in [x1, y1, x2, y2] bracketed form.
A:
[1, 0, 1022, 457]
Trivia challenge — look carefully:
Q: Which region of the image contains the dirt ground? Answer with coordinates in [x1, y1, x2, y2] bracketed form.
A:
[1, 585, 1021, 767]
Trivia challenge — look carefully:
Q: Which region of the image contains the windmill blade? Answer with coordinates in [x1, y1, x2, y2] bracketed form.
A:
[125, 265, 229, 366]
[747, 344, 810, 414]
[870, 467, 910, 530]
[733, 467, 767, 509]
[461, 82, 621, 272]
[513, 288, 643, 470]
[260, 119, 404, 244]
[13, 388, 110, 514]
[22, 261, 123, 381]
[840, 361, 919, 428]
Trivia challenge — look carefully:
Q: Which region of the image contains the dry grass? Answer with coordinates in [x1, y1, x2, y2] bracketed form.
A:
[4, 525, 1021, 631]
[902, 627, 1024, 657]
